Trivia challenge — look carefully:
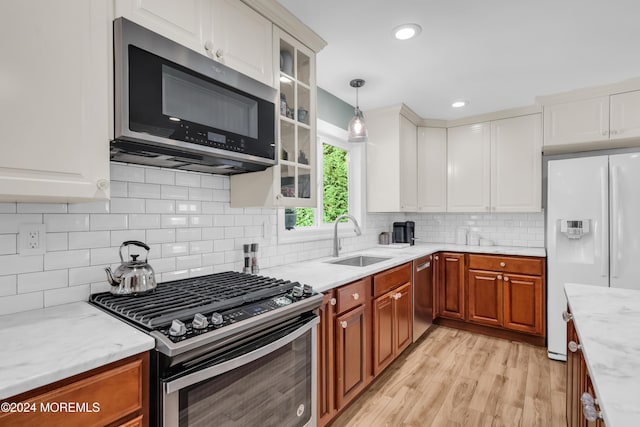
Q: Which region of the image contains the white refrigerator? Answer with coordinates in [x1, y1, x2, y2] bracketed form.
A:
[546, 152, 640, 361]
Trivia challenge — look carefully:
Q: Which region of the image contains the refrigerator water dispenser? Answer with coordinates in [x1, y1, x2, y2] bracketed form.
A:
[559, 219, 590, 239]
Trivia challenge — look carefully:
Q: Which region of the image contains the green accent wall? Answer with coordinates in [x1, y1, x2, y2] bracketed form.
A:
[317, 87, 354, 130]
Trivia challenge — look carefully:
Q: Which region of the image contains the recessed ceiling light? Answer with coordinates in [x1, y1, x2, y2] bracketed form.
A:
[393, 24, 422, 40]
[451, 101, 468, 108]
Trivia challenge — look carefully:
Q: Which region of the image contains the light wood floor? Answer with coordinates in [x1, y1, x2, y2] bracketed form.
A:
[331, 326, 566, 427]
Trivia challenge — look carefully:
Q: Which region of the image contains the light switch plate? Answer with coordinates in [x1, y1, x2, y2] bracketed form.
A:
[19, 223, 46, 255]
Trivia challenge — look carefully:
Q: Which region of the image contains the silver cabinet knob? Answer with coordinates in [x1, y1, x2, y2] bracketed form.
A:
[395, 293, 402, 300]
[562, 310, 573, 322]
[204, 40, 214, 52]
[192, 313, 208, 330]
[497, 275, 503, 280]
[434, 255, 439, 260]
[568, 340, 581, 353]
[581, 392, 602, 422]
[504, 276, 509, 282]
[499, 261, 506, 267]
[169, 319, 187, 337]
[352, 293, 359, 301]
[330, 298, 336, 306]
[340, 321, 348, 329]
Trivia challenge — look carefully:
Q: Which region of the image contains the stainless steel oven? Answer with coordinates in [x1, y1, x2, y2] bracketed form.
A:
[90, 272, 322, 427]
[162, 315, 317, 427]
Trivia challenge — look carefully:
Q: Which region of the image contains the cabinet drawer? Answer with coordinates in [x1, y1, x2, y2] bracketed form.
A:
[373, 263, 411, 297]
[336, 278, 368, 314]
[0, 355, 145, 427]
[467, 254, 543, 276]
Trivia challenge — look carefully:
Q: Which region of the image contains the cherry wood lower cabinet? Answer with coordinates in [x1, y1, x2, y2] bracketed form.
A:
[566, 313, 606, 427]
[335, 304, 367, 411]
[318, 291, 336, 427]
[372, 282, 412, 376]
[436, 253, 465, 320]
[467, 269, 503, 327]
[0, 352, 149, 427]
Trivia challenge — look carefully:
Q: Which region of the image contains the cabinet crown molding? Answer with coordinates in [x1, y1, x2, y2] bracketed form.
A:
[536, 77, 640, 106]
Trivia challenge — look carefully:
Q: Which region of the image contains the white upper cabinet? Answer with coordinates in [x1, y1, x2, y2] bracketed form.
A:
[0, 0, 111, 202]
[209, 0, 273, 87]
[114, 0, 208, 55]
[417, 127, 447, 212]
[491, 114, 542, 212]
[447, 123, 491, 212]
[610, 90, 640, 140]
[115, 0, 274, 87]
[366, 106, 418, 212]
[543, 96, 609, 147]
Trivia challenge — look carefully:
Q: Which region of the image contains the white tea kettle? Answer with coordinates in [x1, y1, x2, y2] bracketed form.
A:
[104, 240, 157, 296]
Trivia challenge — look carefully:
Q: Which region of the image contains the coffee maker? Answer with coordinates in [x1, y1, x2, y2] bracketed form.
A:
[392, 221, 415, 245]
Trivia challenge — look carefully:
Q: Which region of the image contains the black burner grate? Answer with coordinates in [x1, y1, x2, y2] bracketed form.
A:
[90, 271, 297, 329]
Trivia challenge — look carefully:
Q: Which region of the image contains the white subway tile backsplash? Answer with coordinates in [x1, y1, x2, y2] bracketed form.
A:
[189, 188, 213, 201]
[44, 250, 90, 270]
[200, 175, 226, 189]
[46, 233, 68, 252]
[18, 269, 68, 293]
[152, 257, 177, 273]
[111, 198, 145, 214]
[44, 214, 89, 232]
[146, 199, 175, 214]
[213, 215, 234, 227]
[18, 203, 67, 214]
[110, 181, 128, 197]
[90, 282, 111, 294]
[0, 214, 43, 233]
[145, 168, 175, 185]
[146, 229, 176, 244]
[202, 227, 224, 240]
[111, 163, 145, 182]
[214, 239, 235, 252]
[176, 228, 201, 242]
[0, 234, 16, 255]
[189, 215, 213, 227]
[129, 182, 161, 199]
[69, 231, 110, 250]
[69, 265, 107, 286]
[177, 255, 201, 270]
[176, 201, 201, 214]
[44, 285, 90, 308]
[111, 230, 146, 246]
[189, 266, 214, 277]
[90, 214, 128, 231]
[224, 227, 244, 239]
[129, 214, 161, 229]
[68, 201, 110, 214]
[161, 185, 189, 200]
[0, 292, 43, 316]
[161, 270, 189, 282]
[212, 190, 230, 202]
[190, 240, 213, 254]
[162, 242, 189, 257]
[202, 202, 224, 214]
[0, 254, 43, 275]
[202, 252, 225, 266]
[90, 247, 121, 266]
[175, 172, 200, 187]
[0, 275, 16, 297]
[162, 215, 189, 228]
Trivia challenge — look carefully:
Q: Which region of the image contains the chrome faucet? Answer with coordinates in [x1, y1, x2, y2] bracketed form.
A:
[333, 214, 362, 257]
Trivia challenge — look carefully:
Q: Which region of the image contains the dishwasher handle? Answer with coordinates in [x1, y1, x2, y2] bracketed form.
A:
[416, 262, 431, 272]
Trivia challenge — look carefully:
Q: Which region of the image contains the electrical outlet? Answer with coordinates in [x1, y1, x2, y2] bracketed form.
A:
[19, 224, 46, 255]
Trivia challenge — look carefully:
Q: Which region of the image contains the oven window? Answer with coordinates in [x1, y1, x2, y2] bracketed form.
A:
[178, 331, 312, 427]
[162, 65, 258, 139]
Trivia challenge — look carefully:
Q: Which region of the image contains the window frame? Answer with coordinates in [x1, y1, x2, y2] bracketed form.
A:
[276, 119, 365, 244]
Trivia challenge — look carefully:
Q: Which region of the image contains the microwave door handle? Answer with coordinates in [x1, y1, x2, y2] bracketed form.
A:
[164, 316, 318, 394]
[600, 166, 609, 278]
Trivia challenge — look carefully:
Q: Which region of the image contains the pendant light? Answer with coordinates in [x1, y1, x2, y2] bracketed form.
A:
[347, 79, 368, 142]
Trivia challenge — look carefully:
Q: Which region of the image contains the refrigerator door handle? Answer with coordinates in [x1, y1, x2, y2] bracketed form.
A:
[610, 165, 620, 279]
[600, 166, 609, 278]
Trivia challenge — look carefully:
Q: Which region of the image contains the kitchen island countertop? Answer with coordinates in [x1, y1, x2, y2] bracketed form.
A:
[0, 302, 155, 400]
[565, 283, 640, 427]
[263, 242, 545, 293]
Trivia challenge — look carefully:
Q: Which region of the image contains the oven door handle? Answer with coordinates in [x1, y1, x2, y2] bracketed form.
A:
[164, 315, 319, 394]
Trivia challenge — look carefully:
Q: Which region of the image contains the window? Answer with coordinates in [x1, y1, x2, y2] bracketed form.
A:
[278, 120, 363, 242]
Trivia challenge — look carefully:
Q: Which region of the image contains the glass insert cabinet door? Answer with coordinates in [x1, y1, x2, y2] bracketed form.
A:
[276, 28, 316, 207]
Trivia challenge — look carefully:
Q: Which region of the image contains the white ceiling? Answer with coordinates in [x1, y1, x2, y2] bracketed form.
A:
[276, 0, 640, 120]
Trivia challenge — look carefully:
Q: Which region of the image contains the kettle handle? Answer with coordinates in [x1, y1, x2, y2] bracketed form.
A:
[119, 240, 151, 262]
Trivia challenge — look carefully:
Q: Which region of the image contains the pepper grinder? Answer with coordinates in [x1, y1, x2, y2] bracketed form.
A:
[243, 244, 251, 274]
[250, 243, 259, 274]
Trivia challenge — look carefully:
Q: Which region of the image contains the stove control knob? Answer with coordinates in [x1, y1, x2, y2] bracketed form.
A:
[303, 284, 313, 296]
[210, 312, 223, 326]
[169, 319, 187, 337]
[192, 313, 209, 330]
[292, 285, 304, 298]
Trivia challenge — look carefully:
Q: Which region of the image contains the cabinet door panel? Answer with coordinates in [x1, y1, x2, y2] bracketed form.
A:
[491, 114, 542, 212]
[394, 283, 413, 354]
[467, 270, 502, 327]
[318, 293, 335, 426]
[503, 273, 543, 335]
[610, 90, 640, 140]
[372, 293, 394, 376]
[417, 127, 447, 212]
[447, 123, 491, 212]
[399, 115, 418, 211]
[543, 96, 609, 146]
[438, 254, 465, 319]
[335, 305, 366, 410]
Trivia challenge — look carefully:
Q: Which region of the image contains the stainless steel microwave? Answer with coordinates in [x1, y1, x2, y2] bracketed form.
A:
[112, 18, 278, 174]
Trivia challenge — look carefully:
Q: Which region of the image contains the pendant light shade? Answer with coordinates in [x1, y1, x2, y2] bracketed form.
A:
[348, 79, 368, 142]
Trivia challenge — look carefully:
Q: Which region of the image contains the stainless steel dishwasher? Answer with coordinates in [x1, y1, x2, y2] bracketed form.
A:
[413, 255, 434, 341]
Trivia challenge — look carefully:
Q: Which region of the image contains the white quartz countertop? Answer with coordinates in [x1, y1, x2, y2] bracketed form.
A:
[263, 242, 546, 293]
[0, 302, 155, 400]
[564, 283, 640, 427]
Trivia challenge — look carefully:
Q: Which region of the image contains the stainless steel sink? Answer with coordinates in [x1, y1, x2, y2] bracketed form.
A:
[326, 255, 391, 267]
